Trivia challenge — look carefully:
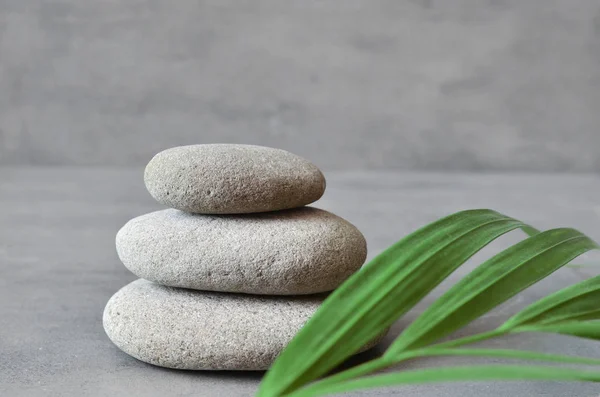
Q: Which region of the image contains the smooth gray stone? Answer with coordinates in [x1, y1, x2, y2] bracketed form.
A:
[103, 279, 383, 370]
[116, 207, 367, 295]
[144, 144, 326, 214]
[5, 167, 600, 397]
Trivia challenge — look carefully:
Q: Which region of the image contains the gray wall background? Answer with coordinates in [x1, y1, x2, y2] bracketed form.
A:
[1, 0, 599, 172]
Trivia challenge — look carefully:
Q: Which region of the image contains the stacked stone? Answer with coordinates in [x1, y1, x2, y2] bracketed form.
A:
[103, 144, 381, 370]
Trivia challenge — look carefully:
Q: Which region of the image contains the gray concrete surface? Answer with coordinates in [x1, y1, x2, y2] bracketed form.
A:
[1, 1, 600, 172]
[2, 167, 600, 396]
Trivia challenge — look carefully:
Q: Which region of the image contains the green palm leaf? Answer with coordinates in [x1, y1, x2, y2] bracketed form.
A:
[256, 210, 533, 397]
[516, 321, 600, 340]
[256, 209, 600, 397]
[394, 347, 600, 365]
[291, 347, 600, 397]
[502, 275, 600, 329]
[387, 228, 598, 353]
[288, 366, 600, 397]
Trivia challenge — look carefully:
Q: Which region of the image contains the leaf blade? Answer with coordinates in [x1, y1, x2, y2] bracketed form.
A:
[515, 321, 600, 340]
[387, 228, 598, 354]
[257, 210, 534, 397]
[297, 346, 600, 396]
[398, 347, 600, 366]
[502, 275, 600, 329]
[290, 365, 600, 397]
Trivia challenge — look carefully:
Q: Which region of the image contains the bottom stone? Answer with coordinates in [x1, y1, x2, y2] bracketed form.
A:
[103, 279, 385, 370]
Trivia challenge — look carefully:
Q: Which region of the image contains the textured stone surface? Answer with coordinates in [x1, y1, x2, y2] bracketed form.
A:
[5, 167, 600, 396]
[116, 207, 366, 295]
[144, 144, 325, 214]
[103, 279, 383, 370]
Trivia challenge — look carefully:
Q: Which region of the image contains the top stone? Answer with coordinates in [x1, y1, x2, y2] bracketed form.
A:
[144, 144, 326, 214]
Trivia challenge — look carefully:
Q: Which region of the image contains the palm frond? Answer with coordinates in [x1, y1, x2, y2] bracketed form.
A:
[256, 210, 599, 397]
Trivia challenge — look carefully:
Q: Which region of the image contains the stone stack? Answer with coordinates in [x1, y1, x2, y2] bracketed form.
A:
[103, 144, 381, 370]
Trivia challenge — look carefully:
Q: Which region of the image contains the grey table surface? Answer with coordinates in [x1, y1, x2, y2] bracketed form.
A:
[2, 167, 600, 397]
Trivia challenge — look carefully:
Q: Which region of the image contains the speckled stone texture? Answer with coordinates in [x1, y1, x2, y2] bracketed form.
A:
[116, 207, 367, 295]
[6, 168, 600, 396]
[144, 144, 326, 214]
[103, 279, 384, 370]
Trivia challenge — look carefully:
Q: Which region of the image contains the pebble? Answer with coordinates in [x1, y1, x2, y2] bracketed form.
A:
[103, 279, 385, 370]
[116, 207, 367, 295]
[144, 144, 326, 214]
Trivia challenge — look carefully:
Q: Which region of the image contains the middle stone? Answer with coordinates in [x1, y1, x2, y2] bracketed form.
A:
[116, 207, 367, 295]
